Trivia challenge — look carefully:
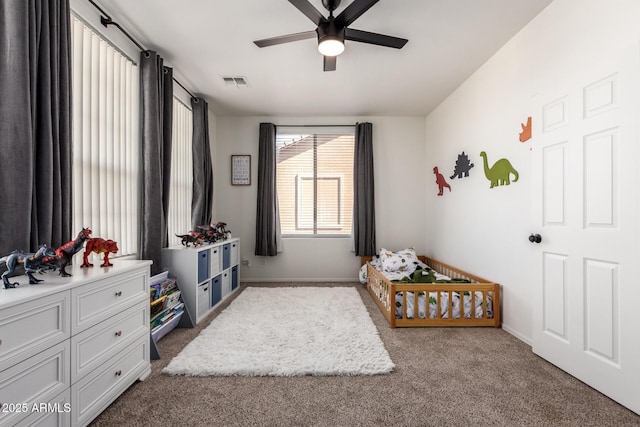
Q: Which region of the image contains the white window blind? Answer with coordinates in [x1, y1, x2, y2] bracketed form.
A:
[167, 98, 193, 246]
[71, 16, 140, 256]
[276, 129, 354, 236]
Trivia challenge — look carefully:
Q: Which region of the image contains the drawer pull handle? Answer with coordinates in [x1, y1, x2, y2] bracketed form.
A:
[115, 331, 122, 337]
[115, 291, 122, 297]
[115, 370, 122, 376]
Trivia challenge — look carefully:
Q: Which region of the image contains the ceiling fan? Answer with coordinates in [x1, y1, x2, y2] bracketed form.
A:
[253, 0, 408, 71]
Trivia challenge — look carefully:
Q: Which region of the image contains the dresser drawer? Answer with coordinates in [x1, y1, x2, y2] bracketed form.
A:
[71, 269, 148, 334]
[71, 336, 149, 426]
[71, 302, 149, 384]
[0, 341, 70, 427]
[14, 389, 71, 427]
[0, 292, 70, 373]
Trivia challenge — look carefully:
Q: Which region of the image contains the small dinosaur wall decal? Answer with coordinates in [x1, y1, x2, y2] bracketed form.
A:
[480, 151, 519, 188]
[449, 151, 474, 179]
[433, 166, 451, 196]
[519, 116, 532, 142]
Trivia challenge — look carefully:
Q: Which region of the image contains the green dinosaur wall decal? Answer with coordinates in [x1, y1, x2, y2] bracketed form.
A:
[480, 151, 519, 188]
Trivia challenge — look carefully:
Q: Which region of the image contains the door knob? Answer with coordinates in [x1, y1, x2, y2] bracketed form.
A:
[529, 233, 542, 243]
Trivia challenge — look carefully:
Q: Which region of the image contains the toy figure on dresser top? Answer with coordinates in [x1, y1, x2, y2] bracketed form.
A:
[81, 237, 118, 267]
[51, 227, 92, 276]
[0, 244, 56, 289]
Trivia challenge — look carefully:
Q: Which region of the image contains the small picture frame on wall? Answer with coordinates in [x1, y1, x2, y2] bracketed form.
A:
[231, 154, 251, 185]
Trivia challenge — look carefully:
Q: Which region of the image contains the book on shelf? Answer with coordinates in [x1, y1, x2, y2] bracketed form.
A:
[150, 277, 177, 301]
[150, 295, 167, 318]
[151, 302, 184, 331]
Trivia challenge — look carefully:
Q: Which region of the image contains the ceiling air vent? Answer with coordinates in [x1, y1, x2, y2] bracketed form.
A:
[222, 76, 250, 88]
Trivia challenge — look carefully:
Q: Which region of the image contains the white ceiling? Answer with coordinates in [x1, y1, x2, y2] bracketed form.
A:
[100, 0, 553, 117]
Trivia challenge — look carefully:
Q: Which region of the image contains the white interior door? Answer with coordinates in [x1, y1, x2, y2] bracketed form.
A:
[531, 43, 640, 414]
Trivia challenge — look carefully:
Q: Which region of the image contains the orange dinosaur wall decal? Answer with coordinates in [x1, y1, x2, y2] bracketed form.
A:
[519, 116, 532, 142]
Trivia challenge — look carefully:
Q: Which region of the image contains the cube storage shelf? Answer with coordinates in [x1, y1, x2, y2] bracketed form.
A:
[161, 238, 240, 324]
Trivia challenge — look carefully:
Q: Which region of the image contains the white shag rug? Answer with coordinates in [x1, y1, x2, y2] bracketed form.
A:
[162, 287, 395, 377]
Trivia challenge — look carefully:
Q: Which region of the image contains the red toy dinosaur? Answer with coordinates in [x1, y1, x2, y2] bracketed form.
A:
[81, 238, 119, 267]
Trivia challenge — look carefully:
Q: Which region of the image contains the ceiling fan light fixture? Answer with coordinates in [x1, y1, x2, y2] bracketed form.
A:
[317, 21, 345, 56]
[318, 38, 344, 56]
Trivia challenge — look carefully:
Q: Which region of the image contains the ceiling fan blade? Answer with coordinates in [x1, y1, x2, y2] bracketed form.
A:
[289, 0, 326, 26]
[335, 0, 380, 27]
[345, 28, 408, 49]
[254, 31, 317, 48]
[323, 55, 336, 72]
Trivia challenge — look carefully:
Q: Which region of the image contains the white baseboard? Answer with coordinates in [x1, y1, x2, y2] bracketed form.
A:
[501, 323, 532, 347]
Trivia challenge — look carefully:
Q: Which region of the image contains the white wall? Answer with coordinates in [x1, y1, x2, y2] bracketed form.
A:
[425, 0, 640, 343]
[214, 116, 426, 281]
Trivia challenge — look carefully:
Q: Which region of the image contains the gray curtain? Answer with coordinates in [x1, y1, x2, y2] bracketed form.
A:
[0, 0, 72, 256]
[191, 97, 213, 231]
[140, 51, 173, 275]
[353, 122, 376, 256]
[255, 123, 279, 256]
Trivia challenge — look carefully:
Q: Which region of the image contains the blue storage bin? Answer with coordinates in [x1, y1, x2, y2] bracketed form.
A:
[231, 265, 239, 291]
[222, 243, 231, 270]
[211, 274, 222, 306]
[197, 249, 209, 283]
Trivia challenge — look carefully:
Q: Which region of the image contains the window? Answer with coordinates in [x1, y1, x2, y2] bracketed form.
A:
[167, 98, 193, 246]
[71, 15, 140, 256]
[71, 12, 194, 255]
[276, 129, 354, 236]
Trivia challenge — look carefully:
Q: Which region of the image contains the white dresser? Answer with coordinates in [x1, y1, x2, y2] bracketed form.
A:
[162, 238, 240, 324]
[0, 260, 152, 427]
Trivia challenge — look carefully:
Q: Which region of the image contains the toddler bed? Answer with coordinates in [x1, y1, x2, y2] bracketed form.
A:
[360, 249, 500, 328]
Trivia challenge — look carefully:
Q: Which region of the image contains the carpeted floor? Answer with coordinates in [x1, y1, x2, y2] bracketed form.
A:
[90, 282, 640, 427]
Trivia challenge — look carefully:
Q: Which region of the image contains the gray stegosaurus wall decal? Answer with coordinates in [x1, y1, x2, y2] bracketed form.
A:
[449, 151, 474, 179]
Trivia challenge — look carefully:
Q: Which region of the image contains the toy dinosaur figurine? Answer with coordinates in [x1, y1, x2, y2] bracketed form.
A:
[0, 244, 56, 289]
[53, 227, 92, 276]
[214, 222, 231, 240]
[197, 224, 219, 244]
[480, 151, 519, 188]
[176, 232, 205, 247]
[196, 221, 232, 244]
[81, 238, 118, 267]
[433, 167, 451, 196]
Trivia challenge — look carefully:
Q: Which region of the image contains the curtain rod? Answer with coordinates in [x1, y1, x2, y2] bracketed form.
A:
[277, 125, 356, 128]
[87, 0, 196, 100]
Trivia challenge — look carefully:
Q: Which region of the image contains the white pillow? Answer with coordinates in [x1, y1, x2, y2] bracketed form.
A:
[379, 248, 419, 272]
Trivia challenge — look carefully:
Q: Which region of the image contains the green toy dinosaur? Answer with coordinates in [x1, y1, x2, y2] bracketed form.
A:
[480, 151, 519, 188]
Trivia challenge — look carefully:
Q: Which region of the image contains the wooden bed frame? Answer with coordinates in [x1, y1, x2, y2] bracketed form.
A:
[361, 256, 501, 329]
